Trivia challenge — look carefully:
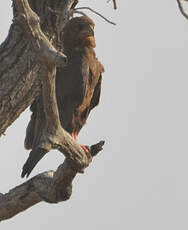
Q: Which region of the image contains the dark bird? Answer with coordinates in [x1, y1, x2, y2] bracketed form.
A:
[22, 16, 104, 178]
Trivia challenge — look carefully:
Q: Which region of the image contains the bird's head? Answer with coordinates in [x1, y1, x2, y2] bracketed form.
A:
[63, 16, 96, 51]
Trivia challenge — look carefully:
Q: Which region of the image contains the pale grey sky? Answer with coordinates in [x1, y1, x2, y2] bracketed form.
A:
[1, 0, 188, 229]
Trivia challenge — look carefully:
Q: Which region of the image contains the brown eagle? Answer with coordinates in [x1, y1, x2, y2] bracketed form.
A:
[21, 16, 104, 178]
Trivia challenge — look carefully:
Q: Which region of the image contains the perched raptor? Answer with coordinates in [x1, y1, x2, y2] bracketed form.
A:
[22, 16, 104, 178]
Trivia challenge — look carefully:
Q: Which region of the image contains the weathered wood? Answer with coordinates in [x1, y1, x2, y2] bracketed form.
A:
[0, 0, 109, 221]
[13, 0, 91, 171]
[0, 159, 74, 221]
[0, 0, 75, 135]
[0, 0, 87, 221]
[0, 141, 104, 221]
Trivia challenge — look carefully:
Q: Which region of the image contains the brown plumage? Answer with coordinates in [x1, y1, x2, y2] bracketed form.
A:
[22, 16, 104, 178]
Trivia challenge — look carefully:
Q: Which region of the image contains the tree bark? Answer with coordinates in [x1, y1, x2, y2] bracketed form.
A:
[0, 0, 108, 221]
[0, 0, 75, 135]
[0, 159, 74, 221]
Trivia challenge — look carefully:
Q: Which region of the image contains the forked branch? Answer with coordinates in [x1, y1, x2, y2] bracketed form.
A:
[13, 0, 90, 168]
[0, 0, 106, 221]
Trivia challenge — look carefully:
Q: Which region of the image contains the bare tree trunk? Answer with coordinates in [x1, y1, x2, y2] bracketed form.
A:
[0, 0, 74, 135]
[0, 0, 108, 221]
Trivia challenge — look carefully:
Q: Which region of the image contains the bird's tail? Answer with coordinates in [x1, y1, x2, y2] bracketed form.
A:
[21, 148, 48, 178]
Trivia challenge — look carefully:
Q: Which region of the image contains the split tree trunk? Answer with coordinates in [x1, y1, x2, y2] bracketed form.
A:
[0, 0, 106, 221]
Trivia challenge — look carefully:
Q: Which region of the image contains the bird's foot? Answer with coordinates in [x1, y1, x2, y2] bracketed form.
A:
[80, 144, 92, 160]
[71, 133, 92, 160]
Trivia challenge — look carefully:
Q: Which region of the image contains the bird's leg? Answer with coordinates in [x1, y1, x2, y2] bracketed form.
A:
[80, 145, 90, 153]
[71, 133, 78, 141]
[71, 132, 90, 157]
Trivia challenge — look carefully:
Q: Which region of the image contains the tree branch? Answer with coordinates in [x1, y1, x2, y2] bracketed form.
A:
[0, 161, 73, 221]
[74, 7, 116, 25]
[0, 141, 104, 221]
[113, 0, 118, 10]
[14, 0, 67, 67]
[177, 0, 188, 20]
[0, 0, 106, 221]
[13, 0, 91, 170]
[107, 0, 118, 10]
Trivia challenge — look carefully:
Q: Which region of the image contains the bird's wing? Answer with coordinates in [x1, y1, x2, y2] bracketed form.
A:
[56, 54, 89, 132]
[23, 98, 48, 178]
[89, 75, 102, 111]
[24, 97, 46, 150]
[24, 54, 89, 149]
[24, 101, 37, 150]
[88, 55, 104, 111]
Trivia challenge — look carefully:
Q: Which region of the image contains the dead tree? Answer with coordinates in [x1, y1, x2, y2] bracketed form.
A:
[0, 0, 116, 221]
